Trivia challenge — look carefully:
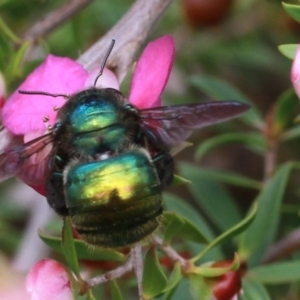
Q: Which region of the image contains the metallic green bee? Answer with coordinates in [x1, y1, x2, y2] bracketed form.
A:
[0, 85, 249, 247]
[0, 40, 249, 247]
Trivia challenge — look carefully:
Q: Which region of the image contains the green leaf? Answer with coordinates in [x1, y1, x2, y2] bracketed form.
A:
[184, 165, 261, 191]
[192, 204, 257, 263]
[195, 132, 266, 161]
[278, 44, 297, 59]
[39, 230, 126, 262]
[162, 262, 182, 293]
[0, 17, 21, 44]
[179, 162, 243, 231]
[192, 253, 239, 277]
[62, 217, 80, 278]
[6, 41, 31, 81]
[189, 274, 212, 300]
[86, 290, 97, 300]
[163, 212, 185, 244]
[110, 280, 123, 300]
[143, 246, 168, 299]
[240, 278, 271, 300]
[163, 212, 210, 245]
[238, 163, 294, 265]
[274, 89, 299, 134]
[283, 2, 300, 23]
[189, 75, 262, 127]
[281, 124, 300, 141]
[249, 260, 300, 284]
[164, 193, 215, 240]
[172, 174, 191, 185]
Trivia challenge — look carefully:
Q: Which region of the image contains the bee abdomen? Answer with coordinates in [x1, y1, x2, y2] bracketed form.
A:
[64, 149, 163, 247]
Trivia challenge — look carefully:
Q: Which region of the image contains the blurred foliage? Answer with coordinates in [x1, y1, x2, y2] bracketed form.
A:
[2, 0, 300, 299]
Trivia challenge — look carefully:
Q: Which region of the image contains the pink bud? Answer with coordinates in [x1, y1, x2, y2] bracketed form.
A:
[26, 259, 73, 300]
[291, 45, 300, 99]
[209, 260, 246, 300]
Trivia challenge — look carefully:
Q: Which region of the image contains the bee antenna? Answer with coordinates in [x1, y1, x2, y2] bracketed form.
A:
[19, 90, 69, 99]
[93, 39, 115, 87]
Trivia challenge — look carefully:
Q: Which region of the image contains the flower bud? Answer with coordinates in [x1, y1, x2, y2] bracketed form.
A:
[208, 260, 245, 300]
[291, 45, 300, 99]
[26, 259, 73, 300]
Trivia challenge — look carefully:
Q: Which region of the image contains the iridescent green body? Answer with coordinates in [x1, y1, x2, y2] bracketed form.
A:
[45, 87, 174, 247]
[64, 148, 162, 247]
[3, 83, 248, 248]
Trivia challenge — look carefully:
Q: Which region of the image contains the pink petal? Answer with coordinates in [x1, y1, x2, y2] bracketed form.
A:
[129, 35, 175, 109]
[2, 55, 88, 135]
[26, 259, 72, 300]
[291, 45, 300, 100]
[15, 131, 53, 187]
[85, 67, 119, 90]
[29, 185, 47, 196]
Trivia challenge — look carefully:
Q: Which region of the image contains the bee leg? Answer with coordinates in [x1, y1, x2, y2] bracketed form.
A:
[152, 152, 174, 187]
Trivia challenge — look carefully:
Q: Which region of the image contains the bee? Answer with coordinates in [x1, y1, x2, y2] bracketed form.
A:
[0, 43, 250, 247]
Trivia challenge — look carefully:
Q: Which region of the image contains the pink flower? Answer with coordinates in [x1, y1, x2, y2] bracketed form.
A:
[2, 35, 175, 193]
[291, 44, 300, 99]
[26, 259, 73, 300]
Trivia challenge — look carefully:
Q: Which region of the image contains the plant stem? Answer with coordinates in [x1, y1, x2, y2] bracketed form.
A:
[21, 0, 94, 41]
[152, 236, 189, 270]
[87, 251, 134, 287]
[77, 0, 173, 82]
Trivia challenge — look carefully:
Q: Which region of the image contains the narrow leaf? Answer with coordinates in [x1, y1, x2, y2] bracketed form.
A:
[283, 2, 300, 23]
[0, 17, 21, 43]
[172, 174, 191, 185]
[192, 204, 257, 263]
[249, 260, 300, 284]
[62, 217, 80, 278]
[180, 162, 242, 231]
[162, 262, 182, 293]
[110, 280, 123, 300]
[274, 89, 299, 133]
[278, 44, 297, 60]
[39, 230, 126, 262]
[282, 124, 300, 141]
[189, 274, 212, 300]
[195, 132, 266, 161]
[184, 164, 261, 191]
[192, 253, 239, 277]
[164, 193, 215, 240]
[163, 212, 210, 245]
[240, 278, 271, 300]
[238, 163, 294, 265]
[143, 246, 168, 299]
[163, 212, 185, 244]
[7, 41, 31, 81]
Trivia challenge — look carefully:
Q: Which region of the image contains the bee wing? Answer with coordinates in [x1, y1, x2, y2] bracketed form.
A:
[0, 132, 54, 184]
[140, 101, 250, 147]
